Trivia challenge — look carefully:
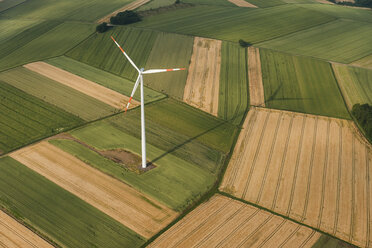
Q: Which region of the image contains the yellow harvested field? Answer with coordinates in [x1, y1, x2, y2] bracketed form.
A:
[148, 194, 325, 248]
[248, 47, 265, 107]
[24, 62, 138, 110]
[352, 54, 372, 70]
[10, 142, 177, 239]
[97, 0, 150, 23]
[0, 210, 52, 248]
[183, 37, 221, 116]
[220, 107, 372, 247]
[228, 0, 258, 8]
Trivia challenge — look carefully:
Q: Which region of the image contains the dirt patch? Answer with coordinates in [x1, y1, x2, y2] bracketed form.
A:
[148, 195, 324, 247]
[248, 47, 265, 107]
[183, 37, 221, 116]
[0, 210, 52, 248]
[228, 0, 258, 8]
[24, 62, 139, 110]
[97, 0, 151, 23]
[10, 141, 177, 239]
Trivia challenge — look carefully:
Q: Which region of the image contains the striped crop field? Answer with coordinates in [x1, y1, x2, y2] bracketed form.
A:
[0, 0, 26, 12]
[0, 156, 146, 247]
[0, 67, 116, 121]
[0, 80, 83, 154]
[148, 194, 353, 248]
[248, 46, 265, 107]
[133, 4, 336, 43]
[332, 63, 372, 109]
[220, 107, 372, 247]
[352, 54, 372, 70]
[258, 19, 372, 64]
[260, 49, 350, 119]
[0, 18, 39, 44]
[218, 42, 249, 126]
[245, 0, 286, 7]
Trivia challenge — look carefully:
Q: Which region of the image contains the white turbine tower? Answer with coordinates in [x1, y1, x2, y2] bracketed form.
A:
[111, 36, 186, 169]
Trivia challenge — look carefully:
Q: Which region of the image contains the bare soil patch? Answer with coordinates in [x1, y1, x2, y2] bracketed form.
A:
[97, 0, 151, 23]
[0, 210, 52, 248]
[248, 47, 265, 107]
[24, 62, 139, 110]
[183, 37, 221, 116]
[10, 142, 177, 239]
[228, 0, 258, 8]
[220, 107, 372, 247]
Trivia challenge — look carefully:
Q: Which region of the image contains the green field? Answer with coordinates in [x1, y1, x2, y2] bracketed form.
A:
[0, 22, 94, 71]
[218, 42, 249, 125]
[332, 63, 372, 108]
[144, 32, 193, 99]
[138, 0, 177, 11]
[67, 27, 157, 82]
[46, 56, 165, 102]
[246, 0, 286, 7]
[0, 81, 83, 154]
[0, 18, 39, 43]
[0, 0, 25, 12]
[258, 19, 372, 64]
[0, 156, 145, 247]
[133, 5, 335, 43]
[260, 49, 350, 119]
[0, 67, 116, 121]
[182, 0, 235, 6]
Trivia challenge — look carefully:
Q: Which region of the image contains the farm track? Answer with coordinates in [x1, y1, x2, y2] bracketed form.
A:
[97, 0, 151, 23]
[148, 195, 326, 247]
[228, 0, 258, 8]
[248, 47, 265, 107]
[220, 107, 372, 247]
[183, 37, 221, 116]
[9, 141, 177, 239]
[0, 210, 52, 248]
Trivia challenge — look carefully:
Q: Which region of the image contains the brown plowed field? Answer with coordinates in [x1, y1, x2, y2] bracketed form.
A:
[97, 0, 151, 23]
[148, 194, 327, 248]
[10, 141, 176, 239]
[183, 37, 221, 116]
[220, 107, 372, 247]
[0, 210, 52, 248]
[228, 0, 258, 8]
[24, 62, 138, 110]
[248, 47, 265, 107]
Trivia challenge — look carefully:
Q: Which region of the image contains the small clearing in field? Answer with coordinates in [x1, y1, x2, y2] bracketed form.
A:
[97, 0, 151, 23]
[24, 62, 138, 110]
[10, 142, 177, 239]
[248, 46, 265, 107]
[228, 0, 258, 8]
[183, 37, 221, 116]
[0, 210, 52, 248]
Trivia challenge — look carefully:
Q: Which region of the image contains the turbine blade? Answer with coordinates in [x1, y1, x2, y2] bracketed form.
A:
[125, 75, 141, 113]
[111, 36, 140, 73]
[142, 68, 186, 74]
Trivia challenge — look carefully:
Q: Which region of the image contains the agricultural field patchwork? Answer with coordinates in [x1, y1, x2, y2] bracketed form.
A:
[183, 37, 221, 116]
[221, 107, 372, 247]
[0, 18, 40, 44]
[248, 46, 265, 107]
[97, 0, 150, 23]
[260, 49, 350, 119]
[218, 42, 249, 126]
[0, 157, 146, 247]
[352, 54, 372, 70]
[0, 80, 83, 154]
[148, 194, 353, 248]
[227, 0, 258, 7]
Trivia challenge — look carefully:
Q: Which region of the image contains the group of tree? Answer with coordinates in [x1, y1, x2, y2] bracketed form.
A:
[329, 0, 372, 8]
[352, 103, 372, 140]
[238, 39, 252, 47]
[96, 10, 141, 33]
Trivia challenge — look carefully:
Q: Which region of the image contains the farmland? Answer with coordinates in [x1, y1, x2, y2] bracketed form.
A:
[228, 0, 258, 8]
[248, 46, 265, 107]
[0, 156, 146, 247]
[97, 0, 150, 23]
[0, 67, 116, 121]
[183, 37, 221, 116]
[133, 5, 336, 43]
[0, 80, 83, 154]
[0, 0, 25, 12]
[258, 19, 372, 64]
[148, 194, 353, 248]
[218, 42, 249, 126]
[0, 18, 39, 44]
[246, 0, 286, 7]
[352, 54, 372, 70]
[144, 32, 193, 99]
[260, 49, 350, 119]
[220, 107, 372, 247]
[332, 63, 372, 109]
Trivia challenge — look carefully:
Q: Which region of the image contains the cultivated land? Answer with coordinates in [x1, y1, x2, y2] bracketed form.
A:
[10, 141, 177, 239]
[228, 0, 258, 8]
[0, 67, 116, 121]
[24, 62, 139, 109]
[352, 54, 372, 70]
[148, 194, 352, 248]
[0, 0, 25, 12]
[218, 42, 249, 126]
[97, 0, 150, 23]
[0, 210, 52, 248]
[332, 63, 372, 109]
[221, 107, 372, 247]
[248, 46, 265, 107]
[0, 157, 146, 247]
[260, 49, 350, 119]
[183, 37, 221, 116]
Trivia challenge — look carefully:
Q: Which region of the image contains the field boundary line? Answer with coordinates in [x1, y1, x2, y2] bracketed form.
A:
[0, 0, 27, 15]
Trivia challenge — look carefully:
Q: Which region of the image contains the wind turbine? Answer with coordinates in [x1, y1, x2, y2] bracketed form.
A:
[111, 36, 186, 169]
